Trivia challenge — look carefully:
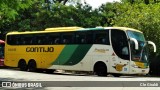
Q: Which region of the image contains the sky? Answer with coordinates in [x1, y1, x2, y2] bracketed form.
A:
[81, 0, 121, 9]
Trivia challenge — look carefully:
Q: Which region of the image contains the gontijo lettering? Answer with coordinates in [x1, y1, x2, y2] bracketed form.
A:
[26, 47, 54, 52]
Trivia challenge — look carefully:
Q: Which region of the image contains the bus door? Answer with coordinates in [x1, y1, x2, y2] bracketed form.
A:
[110, 29, 130, 74]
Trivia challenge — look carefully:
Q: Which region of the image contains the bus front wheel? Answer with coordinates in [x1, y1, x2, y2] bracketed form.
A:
[94, 62, 108, 76]
[28, 60, 37, 72]
[112, 73, 121, 77]
[18, 60, 27, 71]
[46, 69, 55, 74]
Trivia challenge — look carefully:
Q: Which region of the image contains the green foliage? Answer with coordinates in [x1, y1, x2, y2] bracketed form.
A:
[0, 0, 32, 22]
[1, 0, 160, 57]
[99, 2, 118, 26]
[121, 0, 159, 4]
[0, 0, 33, 39]
[10, 1, 102, 32]
[113, 2, 160, 55]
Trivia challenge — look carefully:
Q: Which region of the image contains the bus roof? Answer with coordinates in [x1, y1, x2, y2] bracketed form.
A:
[104, 27, 142, 33]
[7, 27, 142, 35]
[45, 26, 83, 31]
[82, 27, 142, 32]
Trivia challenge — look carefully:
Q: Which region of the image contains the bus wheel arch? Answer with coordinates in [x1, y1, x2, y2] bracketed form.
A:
[28, 59, 37, 72]
[94, 61, 108, 76]
[18, 59, 27, 71]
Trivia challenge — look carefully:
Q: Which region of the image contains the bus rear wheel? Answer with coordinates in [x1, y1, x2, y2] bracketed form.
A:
[18, 60, 27, 71]
[28, 60, 37, 72]
[94, 62, 108, 76]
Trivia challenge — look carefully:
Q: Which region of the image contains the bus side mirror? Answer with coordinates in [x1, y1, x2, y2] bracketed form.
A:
[129, 38, 139, 50]
[147, 41, 156, 52]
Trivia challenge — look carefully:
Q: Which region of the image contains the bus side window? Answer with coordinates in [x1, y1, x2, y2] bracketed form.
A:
[7, 36, 12, 45]
[45, 35, 59, 45]
[18, 37, 24, 45]
[94, 30, 110, 45]
[63, 39, 68, 44]
[15, 36, 20, 45]
[75, 32, 86, 44]
[37, 39, 41, 44]
[54, 38, 60, 44]
[31, 36, 37, 45]
[48, 33, 60, 44]
[81, 38, 85, 43]
[39, 35, 46, 45]
[45, 36, 50, 44]
[23, 40, 26, 45]
[61, 33, 73, 44]
[86, 31, 93, 44]
[8, 35, 16, 45]
[23, 35, 33, 45]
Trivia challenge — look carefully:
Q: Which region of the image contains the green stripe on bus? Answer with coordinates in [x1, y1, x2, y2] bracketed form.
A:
[52, 45, 79, 65]
[63, 44, 92, 65]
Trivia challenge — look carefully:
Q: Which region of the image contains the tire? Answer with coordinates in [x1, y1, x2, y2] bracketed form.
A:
[94, 62, 107, 76]
[28, 60, 37, 72]
[46, 69, 55, 74]
[18, 60, 27, 71]
[112, 74, 121, 77]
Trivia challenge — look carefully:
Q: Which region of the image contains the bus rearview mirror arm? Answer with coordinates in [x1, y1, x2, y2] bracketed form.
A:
[147, 41, 156, 52]
[129, 38, 139, 50]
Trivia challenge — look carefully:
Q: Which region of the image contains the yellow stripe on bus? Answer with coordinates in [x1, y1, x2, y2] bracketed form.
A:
[5, 45, 65, 68]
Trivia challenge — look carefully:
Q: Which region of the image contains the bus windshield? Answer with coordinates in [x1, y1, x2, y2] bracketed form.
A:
[127, 30, 148, 63]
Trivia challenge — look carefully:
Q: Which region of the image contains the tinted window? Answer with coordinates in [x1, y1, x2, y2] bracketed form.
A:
[111, 29, 129, 60]
[75, 32, 86, 44]
[86, 31, 93, 44]
[7, 35, 22, 45]
[94, 30, 110, 45]
[48, 33, 60, 44]
[61, 33, 74, 44]
[7, 30, 109, 45]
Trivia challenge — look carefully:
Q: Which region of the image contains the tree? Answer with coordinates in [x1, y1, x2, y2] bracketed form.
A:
[2, 0, 102, 33]
[122, 0, 159, 4]
[45, 0, 81, 5]
[99, 2, 118, 26]
[144, 0, 149, 4]
[114, 2, 160, 54]
[0, 0, 32, 22]
[0, 0, 33, 39]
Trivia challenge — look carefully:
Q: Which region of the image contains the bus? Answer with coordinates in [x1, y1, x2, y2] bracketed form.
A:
[4, 27, 156, 76]
[0, 40, 5, 66]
